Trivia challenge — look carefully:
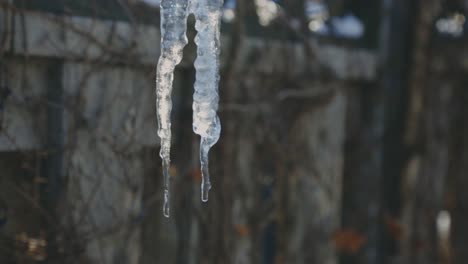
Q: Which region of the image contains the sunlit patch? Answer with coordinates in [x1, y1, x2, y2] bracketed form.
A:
[255, 0, 279, 26]
[436, 13, 466, 37]
[222, 8, 236, 23]
[308, 19, 325, 32]
[436, 210, 451, 240]
[16, 233, 47, 261]
[306, 0, 329, 33]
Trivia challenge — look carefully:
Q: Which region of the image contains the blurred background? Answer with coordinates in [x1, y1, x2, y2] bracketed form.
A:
[0, 0, 467, 263]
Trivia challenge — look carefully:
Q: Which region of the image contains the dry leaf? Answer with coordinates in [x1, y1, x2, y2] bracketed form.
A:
[190, 167, 202, 183]
[333, 229, 367, 254]
[234, 224, 250, 237]
[384, 214, 404, 241]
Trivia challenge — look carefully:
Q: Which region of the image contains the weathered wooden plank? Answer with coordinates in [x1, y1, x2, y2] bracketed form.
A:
[0, 59, 47, 151]
[1, 7, 377, 80]
[1, 8, 160, 64]
[0, 59, 156, 151]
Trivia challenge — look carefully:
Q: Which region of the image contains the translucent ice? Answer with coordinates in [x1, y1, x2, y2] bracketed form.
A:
[156, 0, 222, 217]
[191, 0, 222, 202]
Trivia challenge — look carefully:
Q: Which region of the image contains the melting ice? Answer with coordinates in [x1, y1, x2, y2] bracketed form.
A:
[156, 0, 222, 217]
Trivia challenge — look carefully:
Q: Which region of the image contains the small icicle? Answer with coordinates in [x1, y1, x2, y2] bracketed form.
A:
[156, 0, 189, 217]
[200, 137, 212, 202]
[162, 158, 171, 217]
[192, 0, 223, 202]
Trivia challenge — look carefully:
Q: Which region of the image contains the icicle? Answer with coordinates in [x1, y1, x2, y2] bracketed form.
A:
[192, 0, 222, 202]
[156, 0, 222, 216]
[156, 0, 189, 218]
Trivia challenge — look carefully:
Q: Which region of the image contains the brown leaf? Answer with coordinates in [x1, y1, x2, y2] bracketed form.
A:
[190, 167, 202, 183]
[384, 214, 404, 241]
[333, 229, 367, 254]
[169, 165, 178, 178]
[234, 224, 250, 237]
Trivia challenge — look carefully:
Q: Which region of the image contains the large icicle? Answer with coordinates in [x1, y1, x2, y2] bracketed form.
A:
[156, 0, 189, 217]
[156, 0, 222, 217]
[192, 0, 222, 202]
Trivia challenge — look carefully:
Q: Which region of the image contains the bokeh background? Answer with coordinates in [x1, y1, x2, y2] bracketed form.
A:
[0, 0, 467, 263]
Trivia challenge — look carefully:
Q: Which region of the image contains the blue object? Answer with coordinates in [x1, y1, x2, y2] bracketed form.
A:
[0, 85, 11, 111]
[0, 205, 6, 227]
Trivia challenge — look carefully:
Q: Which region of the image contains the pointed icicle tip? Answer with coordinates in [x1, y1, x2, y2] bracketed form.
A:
[201, 180, 211, 202]
[163, 189, 170, 217]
